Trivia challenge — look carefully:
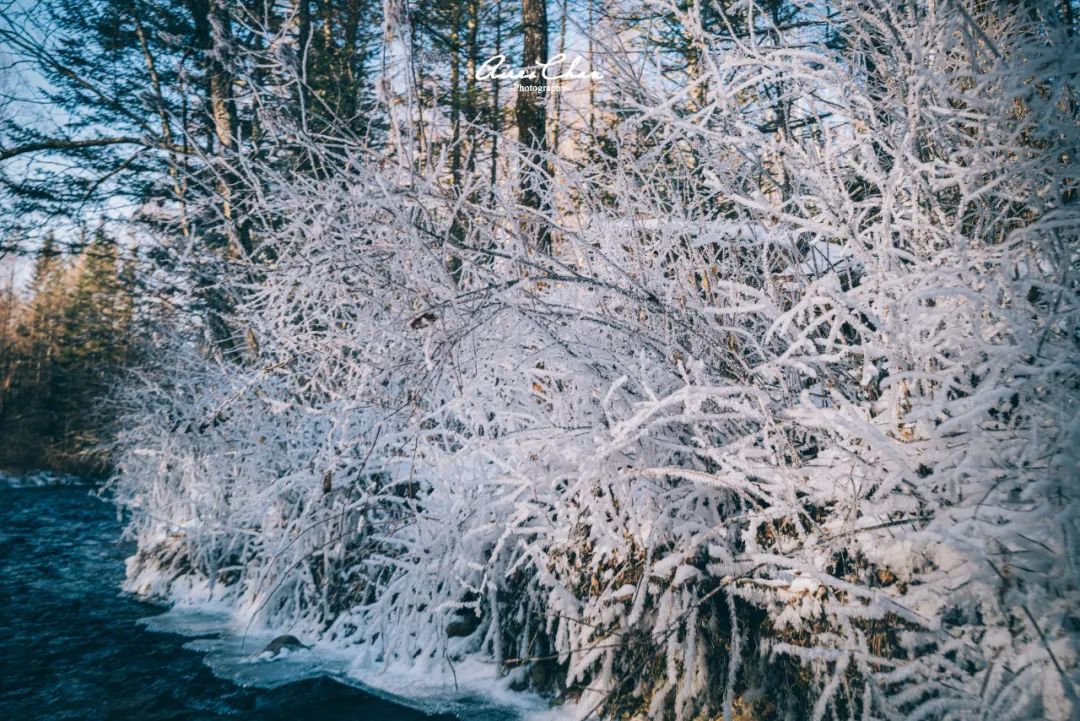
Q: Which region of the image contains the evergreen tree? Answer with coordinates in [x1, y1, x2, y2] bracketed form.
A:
[0, 227, 137, 473]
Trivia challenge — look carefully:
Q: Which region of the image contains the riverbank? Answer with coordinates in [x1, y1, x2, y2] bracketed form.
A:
[0, 481, 464, 720]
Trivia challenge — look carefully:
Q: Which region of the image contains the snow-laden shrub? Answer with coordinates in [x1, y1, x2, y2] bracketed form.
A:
[111, 2, 1079, 719]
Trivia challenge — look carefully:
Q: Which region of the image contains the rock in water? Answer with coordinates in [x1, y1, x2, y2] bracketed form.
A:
[261, 634, 309, 657]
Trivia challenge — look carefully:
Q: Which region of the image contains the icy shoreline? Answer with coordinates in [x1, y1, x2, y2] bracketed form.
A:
[136, 599, 571, 721]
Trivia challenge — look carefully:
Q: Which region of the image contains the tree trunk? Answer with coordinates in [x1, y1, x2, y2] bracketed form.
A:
[489, 0, 504, 200]
[551, 0, 567, 155]
[516, 0, 551, 253]
[188, 0, 246, 356]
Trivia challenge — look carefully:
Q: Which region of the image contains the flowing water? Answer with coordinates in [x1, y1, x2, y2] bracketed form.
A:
[0, 483, 459, 721]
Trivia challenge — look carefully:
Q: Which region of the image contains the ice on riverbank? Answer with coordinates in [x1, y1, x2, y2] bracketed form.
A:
[139, 603, 571, 721]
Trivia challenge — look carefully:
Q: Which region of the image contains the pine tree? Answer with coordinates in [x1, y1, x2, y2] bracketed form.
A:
[26, 233, 69, 385]
[0, 227, 138, 473]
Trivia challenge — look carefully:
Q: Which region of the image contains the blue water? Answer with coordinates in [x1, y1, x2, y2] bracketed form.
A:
[0, 484, 456, 720]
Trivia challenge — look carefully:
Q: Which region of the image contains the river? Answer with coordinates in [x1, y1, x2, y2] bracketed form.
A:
[0, 482, 459, 720]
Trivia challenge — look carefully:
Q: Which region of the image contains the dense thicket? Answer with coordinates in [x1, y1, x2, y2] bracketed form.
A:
[2, 0, 1078, 719]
